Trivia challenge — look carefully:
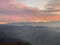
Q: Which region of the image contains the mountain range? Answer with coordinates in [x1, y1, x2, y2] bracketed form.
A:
[0, 24, 60, 45]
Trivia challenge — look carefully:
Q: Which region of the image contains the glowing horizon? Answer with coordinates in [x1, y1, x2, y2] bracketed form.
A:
[0, 22, 8, 24]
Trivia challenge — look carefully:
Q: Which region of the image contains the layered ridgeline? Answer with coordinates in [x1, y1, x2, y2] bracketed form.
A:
[0, 24, 60, 45]
[8, 22, 60, 27]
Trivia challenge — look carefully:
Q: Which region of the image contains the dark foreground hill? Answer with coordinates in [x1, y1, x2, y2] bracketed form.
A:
[0, 38, 32, 45]
[0, 24, 60, 45]
[0, 25, 32, 45]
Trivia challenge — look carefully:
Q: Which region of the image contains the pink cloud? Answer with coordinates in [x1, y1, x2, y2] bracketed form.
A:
[0, 0, 60, 22]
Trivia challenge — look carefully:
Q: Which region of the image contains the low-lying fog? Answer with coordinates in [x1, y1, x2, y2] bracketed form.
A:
[0, 22, 60, 45]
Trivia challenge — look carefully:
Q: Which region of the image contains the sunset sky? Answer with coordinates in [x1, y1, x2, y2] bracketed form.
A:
[0, 0, 60, 23]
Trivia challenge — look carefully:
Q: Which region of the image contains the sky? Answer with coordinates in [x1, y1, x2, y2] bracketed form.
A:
[0, 0, 60, 24]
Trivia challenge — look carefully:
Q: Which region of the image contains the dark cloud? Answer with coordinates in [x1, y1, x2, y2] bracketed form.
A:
[48, 0, 60, 6]
[0, 8, 40, 15]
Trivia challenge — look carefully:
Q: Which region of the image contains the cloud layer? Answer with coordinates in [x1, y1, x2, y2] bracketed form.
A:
[0, 0, 60, 22]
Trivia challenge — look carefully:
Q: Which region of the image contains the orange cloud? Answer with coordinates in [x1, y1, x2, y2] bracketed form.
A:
[0, 14, 60, 22]
[0, 22, 8, 24]
[47, 15, 60, 21]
